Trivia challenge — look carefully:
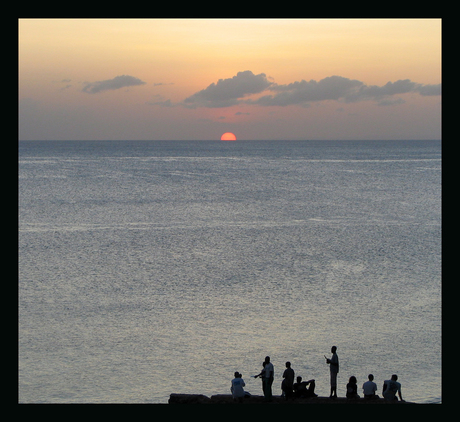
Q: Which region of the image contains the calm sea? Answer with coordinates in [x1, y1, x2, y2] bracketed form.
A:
[18, 140, 441, 403]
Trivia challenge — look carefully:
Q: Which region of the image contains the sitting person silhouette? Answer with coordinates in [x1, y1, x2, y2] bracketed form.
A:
[293, 376, 317, 398]
[231, 372, 246, 402]
[362, 374, 379, 399]
[346, 376, 360, 399]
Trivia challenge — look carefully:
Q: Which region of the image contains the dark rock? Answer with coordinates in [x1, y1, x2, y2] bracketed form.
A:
[169, 393, 416, 404]
[168, 393, 212, 404]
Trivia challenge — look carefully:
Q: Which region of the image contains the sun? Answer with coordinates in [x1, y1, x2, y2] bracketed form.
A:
[221, 132, 237, 141]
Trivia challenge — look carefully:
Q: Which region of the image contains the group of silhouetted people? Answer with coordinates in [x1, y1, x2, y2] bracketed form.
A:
[230, 347, 404, 402]
[326, 345, 404, 401]
[345, 373, 404, 401]
[254, 359, 317, 401]
[253, 356, 275, 401]
[234, 355, 317, 402]
[281, 361, 317, 400]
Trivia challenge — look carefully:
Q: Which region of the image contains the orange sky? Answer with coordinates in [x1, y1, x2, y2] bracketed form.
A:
[18, 18, 441, 140]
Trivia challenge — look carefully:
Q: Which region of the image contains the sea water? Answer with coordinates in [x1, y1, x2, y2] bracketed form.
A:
[18, 140, 441, 403]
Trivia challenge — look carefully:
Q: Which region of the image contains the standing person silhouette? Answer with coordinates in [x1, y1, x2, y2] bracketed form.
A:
[325, 346, 339, 398]
[253, 361, 266, 395]
[281, 361, 295, 400]
[262, 356, 274, 402]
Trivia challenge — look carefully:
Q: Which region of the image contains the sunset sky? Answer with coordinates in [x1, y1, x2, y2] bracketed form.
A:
[18, 18, 441, 141]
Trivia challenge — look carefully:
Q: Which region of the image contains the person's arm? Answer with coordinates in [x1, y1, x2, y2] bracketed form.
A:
[398, 387, 404, 401]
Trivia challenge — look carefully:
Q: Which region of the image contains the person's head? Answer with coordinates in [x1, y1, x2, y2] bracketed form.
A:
[331, 346, 337, 353]
[368, 374, 374, 381]
[262, 361, 266, 367]
[234, 372, 240, 378]
[349, 376, 357, 384]
[265, 356, 270, 363]
[296, 376, 302, 383]
[285, 361, 291, 368]
[391, 374, 398, 381]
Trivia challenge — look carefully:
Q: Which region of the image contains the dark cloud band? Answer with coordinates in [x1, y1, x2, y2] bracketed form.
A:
[177, 71, 441, 109]
[82, 75, 146, 94]
[183, 70, 272, 108]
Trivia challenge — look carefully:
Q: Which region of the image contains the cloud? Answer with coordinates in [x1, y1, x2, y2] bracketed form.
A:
[252, 76, 364, 106]
[350, 80, 441, 101]
[252, 77, 441, 107]
[344, 79, 420, 103]
[183, 70, 272, 108]
[151, 99, 174, 107]
[417, 83, 441, 96]
[152, 70, 441, 109]
[82, 75, 146, 94]
[147, 94, 176, 107]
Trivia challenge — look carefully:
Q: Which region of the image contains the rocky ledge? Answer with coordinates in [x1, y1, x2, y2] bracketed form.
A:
[168, 394, 416, 404]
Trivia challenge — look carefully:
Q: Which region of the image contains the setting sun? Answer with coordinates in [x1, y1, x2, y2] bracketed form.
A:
[221, 132, 237, 141]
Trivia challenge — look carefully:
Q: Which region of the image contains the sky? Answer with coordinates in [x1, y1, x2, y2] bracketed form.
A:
[18, 18, 442, 141]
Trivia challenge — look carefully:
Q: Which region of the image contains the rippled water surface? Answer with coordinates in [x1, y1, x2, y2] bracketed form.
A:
[18, 140, 441, 403]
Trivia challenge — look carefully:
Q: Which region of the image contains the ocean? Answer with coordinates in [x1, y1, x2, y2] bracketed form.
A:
[18, 140, 441, 403]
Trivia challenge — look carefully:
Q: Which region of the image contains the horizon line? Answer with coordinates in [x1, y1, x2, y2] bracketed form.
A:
[18, 139, 442, 142]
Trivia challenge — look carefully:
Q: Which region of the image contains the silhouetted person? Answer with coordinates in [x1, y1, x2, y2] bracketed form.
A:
[293, 376, 317, 398]
[382, 374, 404, 402]
[346, 375, 360, 399]
[253, 361, 266, 396]
[281, 361, 295, 400]
[231, 372, 246, 402]
[362, 374, 379, 399]
[262, 356, 274, 402]
[325, 346, 339, 398]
